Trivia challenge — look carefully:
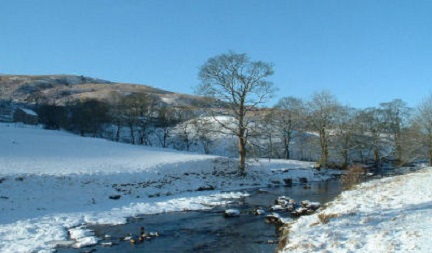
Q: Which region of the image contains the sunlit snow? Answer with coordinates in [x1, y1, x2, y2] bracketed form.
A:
[0, 123, 331, 252]
[281, 167, 432, 253]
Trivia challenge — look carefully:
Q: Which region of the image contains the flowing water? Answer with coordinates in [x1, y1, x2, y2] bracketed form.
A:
[56, 179, 342, 253]
[56, 166, 425, 253]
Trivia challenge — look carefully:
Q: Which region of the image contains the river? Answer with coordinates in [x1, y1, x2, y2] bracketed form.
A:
[56, 179, 342, 253]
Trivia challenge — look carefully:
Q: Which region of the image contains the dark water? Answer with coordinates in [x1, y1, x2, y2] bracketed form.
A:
[56, 179, 342, 253]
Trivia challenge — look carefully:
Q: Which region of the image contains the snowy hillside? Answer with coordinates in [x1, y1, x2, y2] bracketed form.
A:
[0, 124, 334, 252]
[280, 167, 432, 252]
[0, 74, 211, 109]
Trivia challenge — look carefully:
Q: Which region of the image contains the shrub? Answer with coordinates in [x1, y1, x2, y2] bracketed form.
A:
[341, 164, 365, 190]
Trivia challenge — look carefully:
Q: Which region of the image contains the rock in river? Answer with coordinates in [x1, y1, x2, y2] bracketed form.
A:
[224, 209, 241, 217]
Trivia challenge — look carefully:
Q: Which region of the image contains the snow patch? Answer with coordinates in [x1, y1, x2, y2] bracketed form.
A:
[281, 168, 432, 253]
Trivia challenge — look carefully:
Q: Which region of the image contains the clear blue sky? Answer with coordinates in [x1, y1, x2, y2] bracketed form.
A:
[1, 0, 431, 108]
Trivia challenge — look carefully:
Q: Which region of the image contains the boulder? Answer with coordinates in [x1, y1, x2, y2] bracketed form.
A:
[292, 207, 309, 217]
[257, 188, 269, 194]
[224, 209, 241, 217]
[265, 213, 283, 224]
[270, 205, 286, 211]
[299, 177, 308, 184]
[283, 178, 293, 186]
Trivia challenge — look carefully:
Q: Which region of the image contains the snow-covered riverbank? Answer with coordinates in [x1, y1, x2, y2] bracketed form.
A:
[0, 124, 337, 252]
[280, 167, 432, 253]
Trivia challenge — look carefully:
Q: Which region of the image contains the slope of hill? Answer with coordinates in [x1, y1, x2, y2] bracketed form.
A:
[281, 167, 432, 253]
[0, 74, 211, 109]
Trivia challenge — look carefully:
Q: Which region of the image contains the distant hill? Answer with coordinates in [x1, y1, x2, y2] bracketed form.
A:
[0, 74, 214, 109]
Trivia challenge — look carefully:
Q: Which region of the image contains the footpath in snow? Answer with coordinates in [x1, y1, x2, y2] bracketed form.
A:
[281, 167, 432, 253]
[0, 124, 337, 252]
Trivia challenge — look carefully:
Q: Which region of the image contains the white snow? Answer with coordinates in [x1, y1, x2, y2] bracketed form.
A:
[69, 226, 99, 248]
[281, 167, 432, 253]
[0, 124, 333, 253]
[224, 209, 241, 217]
[19, 108, 38, 116]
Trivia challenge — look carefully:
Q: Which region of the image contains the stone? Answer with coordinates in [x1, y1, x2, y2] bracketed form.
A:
[299, 177, 308, 184]
[224, 209, 241, 217]
[283, 178, 293, 186]
[265, 213, 283, 224]
[270, 205, 286, 211]
[109, 195, 121, 200]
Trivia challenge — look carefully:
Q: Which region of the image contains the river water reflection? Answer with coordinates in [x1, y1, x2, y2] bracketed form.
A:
[57, 179, 342, 253]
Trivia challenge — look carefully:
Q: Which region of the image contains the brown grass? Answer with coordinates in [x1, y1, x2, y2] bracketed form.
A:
[317, 213, 339, 224]
[341, 164, 365, 190]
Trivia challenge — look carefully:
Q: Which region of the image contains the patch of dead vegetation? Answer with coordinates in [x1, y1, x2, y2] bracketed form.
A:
[318, 212, 340, 224]
[341, 164, 365, 190]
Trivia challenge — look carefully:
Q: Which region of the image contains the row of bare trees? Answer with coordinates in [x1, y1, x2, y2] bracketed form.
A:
[265, 92, 417, 169]
[196, 51, 432, 174]
[37, 92, 184, 147]
[31, 51, 432, 176]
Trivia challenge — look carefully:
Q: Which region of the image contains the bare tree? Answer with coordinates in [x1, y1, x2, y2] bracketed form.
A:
[333, 106, 358, 168]
[194, 117, 216, 154]
[121, 93, 153, 145]
[155, 105, 179, 148]
[196, 51, 275, 175]
[355, 107, 388, 167]
[257, 111, 280, 159]
[68, 99, 111, 137]
[106, 91, 125, 142]
[413, 94, 432, 165]
[380, 99, 411, 164]
[273, 96, 306, 160]
[174, 110, 199, 151]
[306, 90, 340, 167]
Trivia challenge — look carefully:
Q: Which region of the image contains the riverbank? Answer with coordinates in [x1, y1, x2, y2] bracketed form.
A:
[57, 179, 343, 253]
[280, 167, 432, 252]
[0, 124, 339, 252]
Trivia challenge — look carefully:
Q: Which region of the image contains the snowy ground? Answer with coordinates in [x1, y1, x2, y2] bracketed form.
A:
[0, 124, 336, 253]
[281, 167, 432, 253]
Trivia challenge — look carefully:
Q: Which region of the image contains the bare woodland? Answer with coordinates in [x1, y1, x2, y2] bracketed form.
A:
[2, 53, 432, 175]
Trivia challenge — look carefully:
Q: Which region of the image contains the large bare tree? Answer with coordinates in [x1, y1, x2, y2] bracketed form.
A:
[334, 106, 358, 168]
[380, 99, 411, 164]
[355, 107, 388, 166]
[196, 51, 275, 175]
[306, 90, 340, 167]
[273, 96, 306, 160]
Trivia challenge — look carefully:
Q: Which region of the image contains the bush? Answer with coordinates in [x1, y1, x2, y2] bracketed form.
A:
[341, 164, 365, 190]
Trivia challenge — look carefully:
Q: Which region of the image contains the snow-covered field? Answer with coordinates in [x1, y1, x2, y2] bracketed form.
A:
[281, 167, 432, 252]
[0, 124, 334, 253]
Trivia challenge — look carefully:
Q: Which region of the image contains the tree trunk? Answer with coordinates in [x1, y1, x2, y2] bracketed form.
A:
[283, 132, 291, 160]
[162, 128, 169, 148]
[319, 130, 328, 167]
[115, 124, 120, 142]
[374, 146, 380, 167]
[284, 143, 290, 160]
[342, 149, 348, 169]
[342, 137, 349, 169]
[129, 123, 135, 145]
[394, 133, 403, 165]
[238, 135, 247, 176]
[321, 143, 328, 167]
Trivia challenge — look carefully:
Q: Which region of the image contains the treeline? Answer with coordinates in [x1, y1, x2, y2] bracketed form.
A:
[36, 90, 432, 169]
[257, 90, 432, 168]
[36, 93, 187, 148]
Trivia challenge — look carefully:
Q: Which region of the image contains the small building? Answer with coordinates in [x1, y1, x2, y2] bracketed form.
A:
[13, 108, 39, 125]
